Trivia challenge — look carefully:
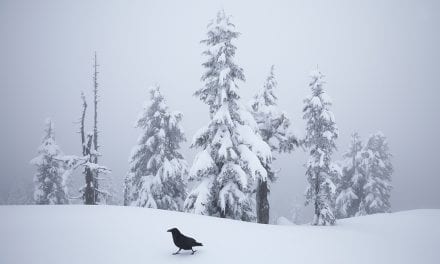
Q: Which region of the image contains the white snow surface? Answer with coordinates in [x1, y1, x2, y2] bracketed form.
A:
[1, 206, 439, 264]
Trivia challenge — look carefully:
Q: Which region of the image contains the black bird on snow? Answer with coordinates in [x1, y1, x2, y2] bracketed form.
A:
[167, 227, 203, 255]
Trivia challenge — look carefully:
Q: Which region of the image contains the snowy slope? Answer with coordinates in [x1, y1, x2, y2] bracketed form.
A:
[1, 206, 439, 264]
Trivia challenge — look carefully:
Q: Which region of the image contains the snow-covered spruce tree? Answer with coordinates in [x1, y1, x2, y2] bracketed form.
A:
[30, 118, 68, 205]
[249, 65, 297, 224]
[357, 132, 393, 215]
[184, 10, 271, 221]
[124, 85, 187, 211]
[335, 132, 364, 218]
[303, 69, 338, 225]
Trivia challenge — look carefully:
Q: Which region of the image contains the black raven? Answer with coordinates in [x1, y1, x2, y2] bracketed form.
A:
[167, 228, 203, 255]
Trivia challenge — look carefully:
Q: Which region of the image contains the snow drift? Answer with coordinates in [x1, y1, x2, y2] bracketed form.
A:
[0, 206, 439, 264]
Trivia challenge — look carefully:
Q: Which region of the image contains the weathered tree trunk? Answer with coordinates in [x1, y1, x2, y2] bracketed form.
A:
[80, 93, 96, 205]
[313, 171, 320, 225]
[80, 92, 87, 157]
[84, 135, 95, 205]
[92, 52, 99, 203]
[256, 179, 270, 224]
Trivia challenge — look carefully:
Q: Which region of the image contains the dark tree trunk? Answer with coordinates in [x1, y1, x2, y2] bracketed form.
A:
[80, 93, 96, 205]
[219, 210, 226, 218]
[81, 132, 95, 205]
[92, 52, 99, 203]
[84, 135, 95, 205]
[256, 179, 270, 224]
[313, 171, 320, 225]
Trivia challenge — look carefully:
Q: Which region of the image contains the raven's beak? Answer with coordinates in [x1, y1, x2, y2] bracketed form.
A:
[167, 229, 171, 232]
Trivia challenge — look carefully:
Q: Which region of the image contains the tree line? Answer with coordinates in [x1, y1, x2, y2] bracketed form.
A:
[31, 10, 393, 226]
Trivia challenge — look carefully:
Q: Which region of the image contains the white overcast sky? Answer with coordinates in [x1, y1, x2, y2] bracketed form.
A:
[1, 0, 439, 218]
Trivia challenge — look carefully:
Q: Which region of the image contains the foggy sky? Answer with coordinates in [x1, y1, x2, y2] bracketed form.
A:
[1, 0, 439, 219]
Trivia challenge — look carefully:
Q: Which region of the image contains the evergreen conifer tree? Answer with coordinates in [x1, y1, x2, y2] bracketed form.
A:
[358, 132, 393, 215]
[184, 10, 271, 221]
[249, 65, 297, 223]
[31, 119, 68, 205]
[303, 69, 338, 225]
[125, 85, 187, 211]
[335, 132, 364, 218]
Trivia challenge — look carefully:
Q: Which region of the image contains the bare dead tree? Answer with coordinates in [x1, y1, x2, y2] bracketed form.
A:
[80, 94, 95, 204]
[93, 51, 99, 159]
[75, 53, 111, 204]
[92, 52, 100, 203]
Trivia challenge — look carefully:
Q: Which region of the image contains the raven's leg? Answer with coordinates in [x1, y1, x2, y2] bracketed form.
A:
[191, 249, 197, 255]
[172, 248, 181, 255]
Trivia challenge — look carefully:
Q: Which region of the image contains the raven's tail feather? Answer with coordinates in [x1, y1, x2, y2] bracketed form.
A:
[194, 242, 203, 247]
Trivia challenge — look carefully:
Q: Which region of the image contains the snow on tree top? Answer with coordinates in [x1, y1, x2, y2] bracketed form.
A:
[309, 69, 326, 96]
[206, 10, 236, 34]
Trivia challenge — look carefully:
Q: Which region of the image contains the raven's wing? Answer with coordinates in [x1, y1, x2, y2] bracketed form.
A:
[181, 234, 197, 244]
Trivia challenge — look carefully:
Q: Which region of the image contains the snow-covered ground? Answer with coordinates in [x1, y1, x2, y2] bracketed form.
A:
[1, 206, 439, 264]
